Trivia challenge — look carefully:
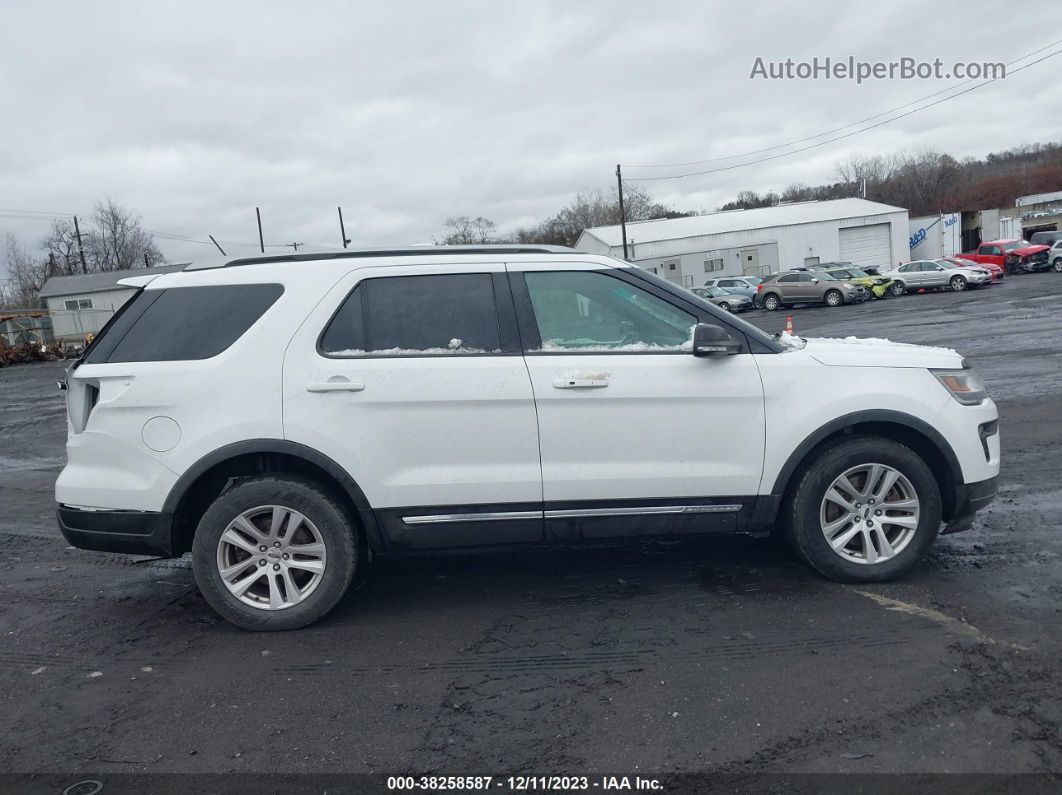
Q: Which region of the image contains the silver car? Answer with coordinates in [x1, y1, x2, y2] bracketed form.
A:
[703, 276, 762, 301]
[690, 285, 754, 312]
[880, 259, 991, 295]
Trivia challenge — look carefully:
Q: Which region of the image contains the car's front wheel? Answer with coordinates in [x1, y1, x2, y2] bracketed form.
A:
[763, 294, 781, 311]
[950, 275, 967, 291]
[191, 476, 357, 630]
[782, 436, 941, 582]
[890, 281, 906, 297]
[1053, 257, 1062, 273]
[824, 289, 843, 307]
[718, 301, 732, 312]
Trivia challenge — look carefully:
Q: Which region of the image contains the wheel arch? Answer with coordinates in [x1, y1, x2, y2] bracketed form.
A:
[163, 440, 383, 556]
[770, 410, 963, 522]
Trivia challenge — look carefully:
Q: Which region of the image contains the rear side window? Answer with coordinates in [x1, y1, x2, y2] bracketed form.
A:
[321, 273, 502, 356]
[84, 284, 283, 364]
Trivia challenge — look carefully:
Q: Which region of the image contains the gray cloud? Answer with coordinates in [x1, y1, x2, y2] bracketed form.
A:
[1, 0, 1059, 266]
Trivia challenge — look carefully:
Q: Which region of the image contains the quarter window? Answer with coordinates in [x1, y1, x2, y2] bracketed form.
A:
[85, 284, 283, 364]
[524, 271, 695, 352]
[321, 273, 501, 356]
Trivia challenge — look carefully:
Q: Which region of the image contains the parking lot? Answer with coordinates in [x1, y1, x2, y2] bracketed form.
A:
[1, 273, 1060, 777]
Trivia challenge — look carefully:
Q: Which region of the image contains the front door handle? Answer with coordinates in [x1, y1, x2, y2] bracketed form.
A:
[307, 380, 365, 393]
[553, 376, 609, 389]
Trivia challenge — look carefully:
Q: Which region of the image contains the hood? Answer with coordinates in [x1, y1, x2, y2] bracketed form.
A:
[786, 335, 964, 369]
[1012, 244, 1050, 255]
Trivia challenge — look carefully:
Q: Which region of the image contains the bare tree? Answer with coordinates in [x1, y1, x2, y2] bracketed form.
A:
[40, 220, 86, 276]
[438, 216, 498, 245]
[1, 234, 48, 308]
[83, 198, 164, 271]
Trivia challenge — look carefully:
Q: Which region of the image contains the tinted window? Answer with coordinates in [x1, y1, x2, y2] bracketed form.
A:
[85, 284, 282, 364]
[321, 273, 501, 355]
[524, 270, 695, 351]
[777, 274, 798, 283]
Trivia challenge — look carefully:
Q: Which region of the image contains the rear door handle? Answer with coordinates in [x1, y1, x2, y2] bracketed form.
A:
[307, 380, 365, 393]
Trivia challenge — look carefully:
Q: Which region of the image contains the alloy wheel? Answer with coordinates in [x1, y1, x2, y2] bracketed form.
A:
[216, 505, 327, 610]
[951, 276, 966, 291]
[825, 291, 842, 306]
[890, 282, 905, 296]
[819, 463, 920, 565]
[1053, 258, 1062, 273]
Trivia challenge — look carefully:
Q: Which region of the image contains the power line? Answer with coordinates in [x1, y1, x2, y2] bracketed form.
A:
[624, 37, 1062, 170]
[625, 45, 1062, 182]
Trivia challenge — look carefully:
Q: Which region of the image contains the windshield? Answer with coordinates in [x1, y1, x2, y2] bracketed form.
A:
[697, 286, 727, 298]
[1003, 240, 1031, 251]
[816, 272, 838, 281]
[744, 276, 762, 285]
[937, 260, 963, 269]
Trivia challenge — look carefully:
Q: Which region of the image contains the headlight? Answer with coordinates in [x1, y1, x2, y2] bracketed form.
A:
[931, 368, 987, 405]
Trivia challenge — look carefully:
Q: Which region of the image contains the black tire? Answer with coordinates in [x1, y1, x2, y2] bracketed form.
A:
[824, 289, 843, 307]
[1053, 257, 1062, 273]
[191, 476, 358, 631]
[781, 436, 941, 583]
[950, 275, 967, 291]
[763, 294, 781, 311]
[718, 301, 732, 312]
[890, 281, 906, 297]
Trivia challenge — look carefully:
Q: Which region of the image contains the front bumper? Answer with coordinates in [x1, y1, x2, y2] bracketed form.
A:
[943, 476, 998, 534]
[57, 504, 174, 556]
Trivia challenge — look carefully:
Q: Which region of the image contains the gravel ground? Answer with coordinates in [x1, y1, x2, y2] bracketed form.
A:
[0, 273, 1060, 780]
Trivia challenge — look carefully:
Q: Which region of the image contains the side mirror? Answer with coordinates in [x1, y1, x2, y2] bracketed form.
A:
[692, 323, 741, 358]
[810, 278, 820, 284]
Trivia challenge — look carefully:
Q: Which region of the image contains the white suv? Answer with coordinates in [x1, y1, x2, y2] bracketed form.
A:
[57, 246, 1000, 630]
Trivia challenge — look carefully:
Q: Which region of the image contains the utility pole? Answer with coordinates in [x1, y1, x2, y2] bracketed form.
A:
[72, 215, 88, 274]
[144, 253, 150, 268]
[208, 235, 226, 256]
[256, 207, 265, 253]
[338, 207, 350, 248]
[616, 164, 629, 260]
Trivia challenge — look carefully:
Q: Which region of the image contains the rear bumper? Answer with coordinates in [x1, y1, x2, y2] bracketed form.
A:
[942, 476, 998, 534]
[57, 504, 174, 556]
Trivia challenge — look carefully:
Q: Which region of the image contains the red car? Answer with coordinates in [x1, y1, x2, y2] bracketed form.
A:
[959, 239, 1051, 274]
[943, 256, 1004, 282]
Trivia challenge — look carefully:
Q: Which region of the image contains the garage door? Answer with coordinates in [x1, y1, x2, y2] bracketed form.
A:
[839, 223, 892, 271]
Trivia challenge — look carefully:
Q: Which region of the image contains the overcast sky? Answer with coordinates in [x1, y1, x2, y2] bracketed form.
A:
[2, 0, 1060, 267]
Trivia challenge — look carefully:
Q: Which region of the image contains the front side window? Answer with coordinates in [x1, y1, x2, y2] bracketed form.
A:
[524, 271, 696, 352]
[321, 273, 501, 356]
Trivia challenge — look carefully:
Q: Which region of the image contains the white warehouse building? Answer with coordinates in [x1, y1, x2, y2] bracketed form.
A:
[575, 198, 909, 286]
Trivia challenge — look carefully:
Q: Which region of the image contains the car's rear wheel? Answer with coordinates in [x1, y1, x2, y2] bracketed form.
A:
[191, 476, 357, 630]
[824, 289, 843, 307]
[950, 275, 967, 291]
[763, 294, 781, 311]
[889, 281, 906, 297]
[782, 436, 941, 582]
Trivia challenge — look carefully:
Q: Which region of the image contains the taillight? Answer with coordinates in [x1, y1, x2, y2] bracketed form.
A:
[757, 283, 764, 291]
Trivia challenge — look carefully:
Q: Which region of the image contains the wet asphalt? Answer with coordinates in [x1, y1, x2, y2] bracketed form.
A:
[0, 272, 1060, 778]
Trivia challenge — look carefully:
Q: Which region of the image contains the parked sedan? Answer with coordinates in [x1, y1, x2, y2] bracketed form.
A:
[689, 285, 754, 313]
[703, 276, 762, 301]
[755, 271, 864, 311]
[942, 256, 1004, 283]
[880, 260, 991, 295]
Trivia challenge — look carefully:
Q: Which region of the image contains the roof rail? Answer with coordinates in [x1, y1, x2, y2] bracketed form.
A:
[222, 244, 576, 268]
